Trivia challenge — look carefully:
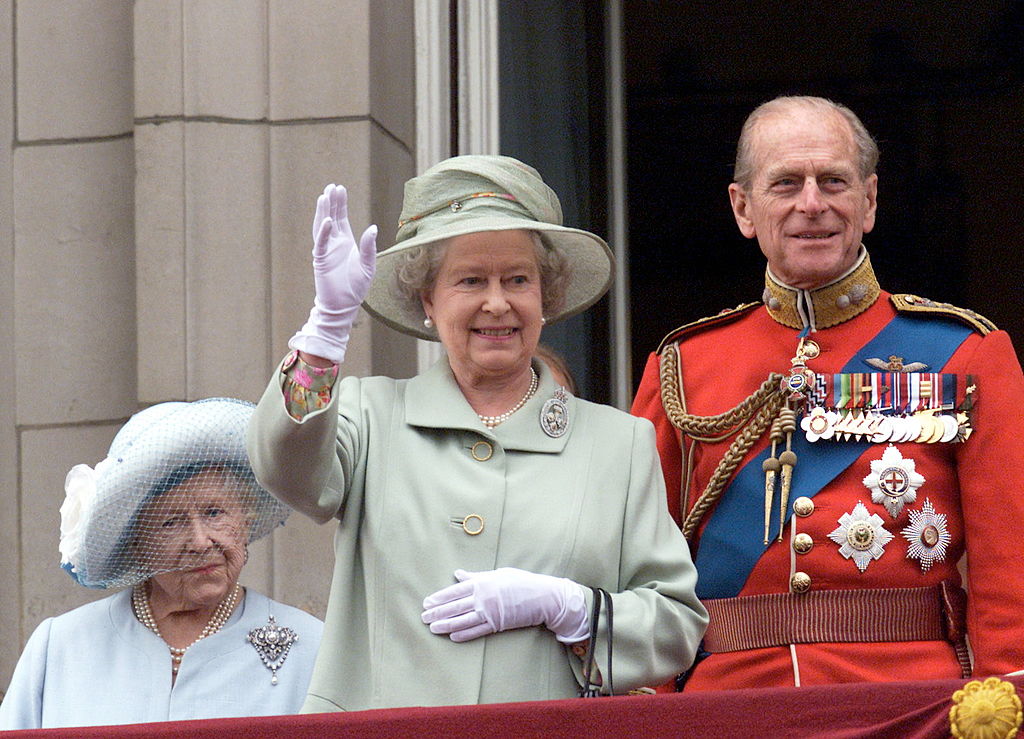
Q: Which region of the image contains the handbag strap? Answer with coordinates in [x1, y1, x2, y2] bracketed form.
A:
[579, 587, 614, 696]
[580, 587, 602, 697]
[601, 587, 614, 695]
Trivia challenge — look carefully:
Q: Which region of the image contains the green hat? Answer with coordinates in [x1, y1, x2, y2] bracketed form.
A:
[363, 155, 614, 341]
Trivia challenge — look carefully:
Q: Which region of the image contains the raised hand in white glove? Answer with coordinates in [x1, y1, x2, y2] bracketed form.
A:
[421, 567, 590, 644]
[288, 184, 378, 364]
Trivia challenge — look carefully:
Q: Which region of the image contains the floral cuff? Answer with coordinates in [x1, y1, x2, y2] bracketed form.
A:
[281, 350, 339, 420]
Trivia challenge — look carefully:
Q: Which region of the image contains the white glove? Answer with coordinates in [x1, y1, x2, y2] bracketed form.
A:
[288, 184, 378, 364]
[421, 567, 590, 644]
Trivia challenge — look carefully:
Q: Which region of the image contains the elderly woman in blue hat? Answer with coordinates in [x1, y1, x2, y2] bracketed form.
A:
[247, 155, 707, 711]
[0, 398, 323, 730]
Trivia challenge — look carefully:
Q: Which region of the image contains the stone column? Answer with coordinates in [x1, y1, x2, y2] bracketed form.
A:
[0, 0, 418, 688]
[133, 0, 416, 618]
[3, 0, 137, 689]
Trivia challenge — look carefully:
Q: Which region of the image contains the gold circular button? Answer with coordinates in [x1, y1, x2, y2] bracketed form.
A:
[790, 572, 811, 593]
[801, 340, 820, 359]
[470, 441, 493, 461]
[793, 533, 814, 554]
[461, 514, 484, 535]
[793, 497, 815, 517]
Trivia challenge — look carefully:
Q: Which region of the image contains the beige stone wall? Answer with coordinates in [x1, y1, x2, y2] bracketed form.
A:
[1, 0, 417, 689]
[0, 0, 17, 693]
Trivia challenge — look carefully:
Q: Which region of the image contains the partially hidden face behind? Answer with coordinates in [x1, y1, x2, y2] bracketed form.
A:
[134, 467, 251, 610]
[729, 106, 878, 290]
[421, 229, 544, 387]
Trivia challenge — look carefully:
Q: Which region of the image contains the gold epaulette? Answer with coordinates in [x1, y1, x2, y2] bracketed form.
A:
[891, 294, 997, 336]
[657, 302, 760, 353]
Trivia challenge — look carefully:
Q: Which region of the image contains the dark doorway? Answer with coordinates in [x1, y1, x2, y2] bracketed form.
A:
[625, 0, 1024, 391]
[499, 0, 611, 403]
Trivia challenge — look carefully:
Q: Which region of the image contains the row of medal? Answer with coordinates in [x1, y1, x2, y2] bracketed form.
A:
[784, 358, 976, 445]
[800, 406, 971, 444]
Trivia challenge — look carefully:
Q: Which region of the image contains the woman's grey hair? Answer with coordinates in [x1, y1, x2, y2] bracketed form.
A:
[393, 231, 570, 321]
[733, 95, 880, 190]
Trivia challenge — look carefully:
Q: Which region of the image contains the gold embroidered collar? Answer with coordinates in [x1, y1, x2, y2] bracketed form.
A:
[763, 248, 880, 331]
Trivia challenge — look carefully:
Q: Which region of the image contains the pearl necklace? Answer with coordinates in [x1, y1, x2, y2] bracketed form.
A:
[133, 583, 242, 674]
[477, 367, 539, 428]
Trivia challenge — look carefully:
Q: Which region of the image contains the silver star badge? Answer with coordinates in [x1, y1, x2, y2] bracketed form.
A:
[828, 502, 894, 572]
[862, 444, 925, 517]
[902, 498, 951, 572]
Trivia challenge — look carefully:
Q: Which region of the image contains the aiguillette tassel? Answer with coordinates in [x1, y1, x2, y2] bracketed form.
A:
[762, 456, 780, 545]
[762, 415, 787, 544]
[776, 407, 798, 542]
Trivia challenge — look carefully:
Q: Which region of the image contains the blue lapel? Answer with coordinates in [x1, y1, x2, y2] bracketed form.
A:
[694, 314, 974, 599]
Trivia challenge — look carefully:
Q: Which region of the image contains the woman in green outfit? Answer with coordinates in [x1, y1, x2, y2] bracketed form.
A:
[246, 154, 707, 711]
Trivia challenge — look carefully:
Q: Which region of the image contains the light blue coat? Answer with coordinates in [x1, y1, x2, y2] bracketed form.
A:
[247, 358, 707, 711]
[0, 589, 323, 729]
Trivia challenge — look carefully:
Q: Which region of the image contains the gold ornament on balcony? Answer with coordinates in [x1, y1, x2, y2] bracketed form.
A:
[949, 677, 1022, 739]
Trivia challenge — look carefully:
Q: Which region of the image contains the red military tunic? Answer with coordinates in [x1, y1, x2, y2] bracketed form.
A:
[632, 252, 1024, 689]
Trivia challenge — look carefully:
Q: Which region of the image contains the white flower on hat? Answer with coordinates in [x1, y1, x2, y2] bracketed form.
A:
[60, 458, 112, 572]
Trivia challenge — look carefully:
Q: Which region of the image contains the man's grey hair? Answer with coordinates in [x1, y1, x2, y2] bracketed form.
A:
[733, 95, 880, 190]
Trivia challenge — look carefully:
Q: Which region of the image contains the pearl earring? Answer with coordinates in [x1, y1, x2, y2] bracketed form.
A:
[540, 316, 547, 325]
[424, 317, 434, 329]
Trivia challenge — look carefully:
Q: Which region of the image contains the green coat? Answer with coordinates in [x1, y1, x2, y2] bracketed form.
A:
[247, 358, 706, 711]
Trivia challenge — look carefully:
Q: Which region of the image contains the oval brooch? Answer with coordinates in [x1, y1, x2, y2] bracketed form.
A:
[540, 388, 570, 438]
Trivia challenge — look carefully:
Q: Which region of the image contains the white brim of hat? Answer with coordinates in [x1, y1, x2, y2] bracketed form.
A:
[363, 219, 614, 341]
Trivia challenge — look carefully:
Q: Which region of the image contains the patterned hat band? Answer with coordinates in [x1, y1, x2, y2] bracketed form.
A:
[397, 191, 520, 229]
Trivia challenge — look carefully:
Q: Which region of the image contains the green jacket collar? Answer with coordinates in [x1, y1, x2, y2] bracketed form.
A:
[404, 358, 573, 453]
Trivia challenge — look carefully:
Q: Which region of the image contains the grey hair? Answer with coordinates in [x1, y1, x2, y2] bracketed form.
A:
[733, 95, 880, 190]
[393, 231, 570, 320]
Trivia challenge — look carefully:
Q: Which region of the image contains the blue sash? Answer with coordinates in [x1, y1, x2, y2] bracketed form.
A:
[694, 314, 974, 599]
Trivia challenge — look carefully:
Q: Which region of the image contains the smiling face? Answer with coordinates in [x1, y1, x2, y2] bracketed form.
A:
[729, 107, 878, 289]
[421, 230, 544, 388]
[135, 467, 249, 611]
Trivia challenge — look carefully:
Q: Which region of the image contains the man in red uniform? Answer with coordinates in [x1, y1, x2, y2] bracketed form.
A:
[632, 95, 1024, 689]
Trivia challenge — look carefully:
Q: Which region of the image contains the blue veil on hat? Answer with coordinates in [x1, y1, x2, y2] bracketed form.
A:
[60, 398, 290, 589]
